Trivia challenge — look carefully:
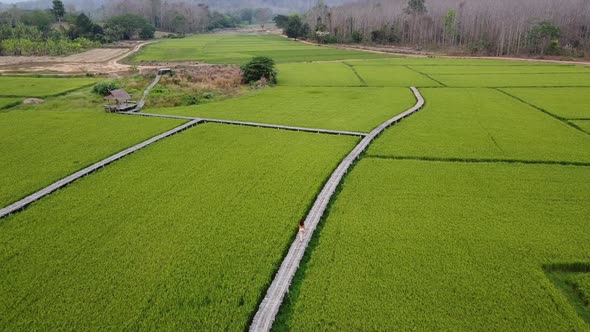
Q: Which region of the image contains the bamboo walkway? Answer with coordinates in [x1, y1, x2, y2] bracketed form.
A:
[132, 74, 162, 112]
[120, 111, 368, 137]
[0, 120, 202, 220]
[249, 87, 425, 332]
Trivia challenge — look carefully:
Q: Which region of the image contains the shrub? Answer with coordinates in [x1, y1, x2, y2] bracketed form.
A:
[240, 56, 277, 85]
[92, 81, 120, 96]
[351, 31, 363, 43]
[324, 35, 338, 44]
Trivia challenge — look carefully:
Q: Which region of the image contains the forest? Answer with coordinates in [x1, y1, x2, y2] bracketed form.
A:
[299, 0, 590, 56]
[2, 0, 590, 57]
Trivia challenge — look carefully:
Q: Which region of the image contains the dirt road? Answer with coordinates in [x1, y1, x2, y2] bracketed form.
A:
[0, 41, 155, 74]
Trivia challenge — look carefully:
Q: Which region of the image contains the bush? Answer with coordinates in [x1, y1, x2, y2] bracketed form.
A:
[92, 81, 120, 96]
[240, 56, 277, 85]
[351, 31, 363, 43]
[324, 35, 338, 44]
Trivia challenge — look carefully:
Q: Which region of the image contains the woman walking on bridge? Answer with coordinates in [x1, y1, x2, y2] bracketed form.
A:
[298, 219, 305, 242]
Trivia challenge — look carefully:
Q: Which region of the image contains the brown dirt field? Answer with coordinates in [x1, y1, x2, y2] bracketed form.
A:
[0, 41, 155, 74]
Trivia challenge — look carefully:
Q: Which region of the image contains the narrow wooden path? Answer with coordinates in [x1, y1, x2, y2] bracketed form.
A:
[0, 120, 202, 220]
[249, 87, 425, 332]
[132, 74, 162, 112]
[120, 111, 368, 137]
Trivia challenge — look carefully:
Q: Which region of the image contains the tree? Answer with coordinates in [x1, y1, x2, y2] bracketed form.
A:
[301, 23, 311, 39]
[51, 0, 65, 22]
[443, 9, 458, 46]
[106, 14, 155, 40]
[254, 8, 272, 24]
[273, 15, 289, 29]
[404, 0, 427, 15]
[69, 13, 104, 41]
[171, 15, 187, 34]
[21, 10, 54, 34]
[240, 56, 277, 84]
[351, 30, 363, 43]
[528, 21, 561, 55]
[285, 15, 304, 40]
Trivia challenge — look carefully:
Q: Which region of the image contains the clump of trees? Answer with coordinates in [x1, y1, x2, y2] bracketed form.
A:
[0, 23, 99, 56]
[300, 0, 590, 57]
[103, 0, 246, 34]
[0, 0, 158, 55]
[104, 14, 155, 41]
[240, 56, 277, 85]
[274, 14, 310, 40]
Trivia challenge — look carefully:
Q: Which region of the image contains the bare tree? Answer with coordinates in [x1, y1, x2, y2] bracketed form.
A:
[304, 0, 590, 56]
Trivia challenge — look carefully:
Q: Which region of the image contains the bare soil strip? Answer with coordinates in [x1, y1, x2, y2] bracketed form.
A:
[248, 87, 425, 332]
[0, 41, 154, 74]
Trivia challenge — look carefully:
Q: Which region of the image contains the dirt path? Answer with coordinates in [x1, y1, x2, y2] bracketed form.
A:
[0, 41, 156, 74]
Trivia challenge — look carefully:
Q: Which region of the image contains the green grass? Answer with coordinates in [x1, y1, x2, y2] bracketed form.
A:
[131, 34, 392, 64]
[278, 158, 590, 331]
[0, 76, 97, 97]
[430, 73, 590, 87]
[347, 58, 557, 66]
[501, 88, 590, 119]
[368, 88, 590, 163]
[545, 270, 590, 325]
[277, 63, 362, 86]
[150, 87, 416, 132]
[572, 120, 590, 133]
[0, 106, 183, 208]
[351, 65, 442, 87]
[409, 65, 590, 74]
[0, 98, 21, 109]
[0, 124, 358, 330]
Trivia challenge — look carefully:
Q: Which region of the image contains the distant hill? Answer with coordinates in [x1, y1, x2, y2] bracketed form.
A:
[203, 0, 354, 13]
[0, 0, 355, 13]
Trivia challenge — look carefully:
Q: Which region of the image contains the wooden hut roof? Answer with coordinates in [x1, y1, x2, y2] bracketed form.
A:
[105, 89, 131, 102]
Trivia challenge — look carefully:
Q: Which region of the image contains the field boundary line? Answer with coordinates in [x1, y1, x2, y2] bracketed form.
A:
[119, 111, 369, 137]
[404, 65, 447, 87]
[0, 119, 202, 220]
[366, 155, 590, 167]
[495, 88, 590, 136]
[249, 87, 425, 332]
[0, 99, 22, 110]
[343, 62, 367, 86]
[422, 71, 590, 76]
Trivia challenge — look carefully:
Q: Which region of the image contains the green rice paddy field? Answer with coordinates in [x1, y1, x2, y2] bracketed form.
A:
[131, 34, 392, 64]
[150, 87, 415, 132]
[0, 97, 183, 208]
[1, 34, 590, 330]
[0, 125, 357, 330]
[0, 76, 97, 97]
[0, 98, 20, 109]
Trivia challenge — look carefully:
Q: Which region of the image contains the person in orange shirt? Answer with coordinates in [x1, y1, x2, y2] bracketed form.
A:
[298, 219, 305, 242]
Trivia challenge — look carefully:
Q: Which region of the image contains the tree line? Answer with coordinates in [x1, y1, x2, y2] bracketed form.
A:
[0, 0, 159, 56]
[290, 0, 590, 57]
[102, 0, 276, 34]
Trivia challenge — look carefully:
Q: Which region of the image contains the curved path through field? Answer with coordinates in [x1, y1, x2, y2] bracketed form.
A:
[249, 87, 425, 332]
